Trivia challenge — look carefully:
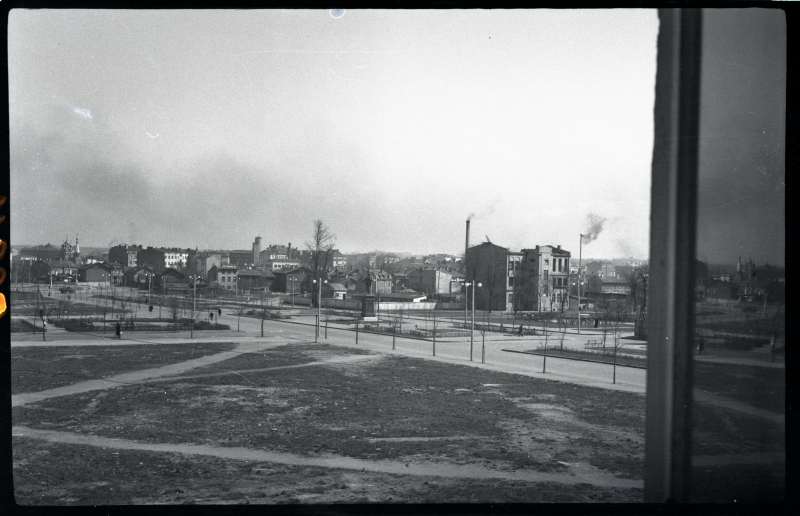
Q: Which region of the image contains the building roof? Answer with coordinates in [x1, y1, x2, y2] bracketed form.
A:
[277, 267, 312, 275]
[467, 241, 509, 252]
[238, 269, 275, 278]
[327, 283, 347, 291]
[50, 260, 79, 268]
[78, 262, 112, 271]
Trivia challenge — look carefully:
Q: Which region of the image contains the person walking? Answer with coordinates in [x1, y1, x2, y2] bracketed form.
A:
[115, 321, 122, 339]
[518, 324, 524, 336]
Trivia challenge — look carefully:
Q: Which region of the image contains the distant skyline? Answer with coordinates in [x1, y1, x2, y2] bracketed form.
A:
[9, 9, 659, 260]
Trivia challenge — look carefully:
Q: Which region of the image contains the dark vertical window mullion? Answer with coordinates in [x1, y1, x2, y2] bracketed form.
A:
[644, 8, 702, 503]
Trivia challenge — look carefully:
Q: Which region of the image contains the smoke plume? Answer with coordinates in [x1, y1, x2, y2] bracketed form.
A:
[582, 213, 606, 244]
[467, 205, 496, 222]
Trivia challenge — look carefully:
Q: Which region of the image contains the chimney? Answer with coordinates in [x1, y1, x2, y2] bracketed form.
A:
[253, 236, 262, 265]
[465, 220, 471, 257]
[288, 243, 292, 259]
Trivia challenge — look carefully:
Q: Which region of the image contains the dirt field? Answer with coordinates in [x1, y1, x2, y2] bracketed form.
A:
[12, 340, 784, 504]
[13, 342, 646, 504]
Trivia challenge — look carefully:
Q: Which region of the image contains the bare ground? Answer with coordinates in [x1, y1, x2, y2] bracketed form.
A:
[12, 342, 646, 504]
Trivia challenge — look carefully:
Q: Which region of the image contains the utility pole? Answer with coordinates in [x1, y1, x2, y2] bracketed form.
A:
[190, 276, 196, 338]
[578, 234, 585, 334]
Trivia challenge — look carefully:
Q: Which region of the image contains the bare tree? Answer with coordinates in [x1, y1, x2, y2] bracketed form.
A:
[307, 220, 336, 308]
[598, 298, 627, 383]
[235, 294, 248, 332]
[540, 313, 552, 373]
[431, 309, 439, 356]
[392, 308, 404, 351]
[118, 295, 129, 326]
[557, 312, 568, 351]
[258, 291, 271, 337]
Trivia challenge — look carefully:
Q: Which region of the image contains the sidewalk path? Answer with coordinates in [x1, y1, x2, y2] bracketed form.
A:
[11, 425, 643, 490]
[11, 338, 287, 407]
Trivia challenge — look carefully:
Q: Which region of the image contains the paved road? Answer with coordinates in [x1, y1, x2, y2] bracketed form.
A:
[14, 301, 648, 393]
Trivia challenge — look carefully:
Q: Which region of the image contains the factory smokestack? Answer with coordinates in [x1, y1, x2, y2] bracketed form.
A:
[253, 236, 262, 265]
[465, 219, 471, 258]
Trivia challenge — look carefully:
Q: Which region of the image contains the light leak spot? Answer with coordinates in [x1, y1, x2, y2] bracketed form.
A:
[73, 107, 93, 120]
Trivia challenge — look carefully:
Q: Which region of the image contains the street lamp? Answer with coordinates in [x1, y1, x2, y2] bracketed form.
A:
[190, 274, 197, 339]
[465, 281, 482, 361]
[578, 234, 586, 334]
[312, 278, 327, 342]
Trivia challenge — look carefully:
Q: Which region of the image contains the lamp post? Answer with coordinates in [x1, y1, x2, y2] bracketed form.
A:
[465, 281, 481, 361]
[190, 275, 197, 339]
[578, 234, 585, 334]
[313, 278, 327, 342]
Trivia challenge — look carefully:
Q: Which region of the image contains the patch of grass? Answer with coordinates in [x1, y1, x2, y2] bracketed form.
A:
[694, 361, 784, 413]
[11, 343, 238, 394]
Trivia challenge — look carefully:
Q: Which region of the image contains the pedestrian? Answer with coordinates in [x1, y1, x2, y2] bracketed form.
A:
[518, 324, 524, 336]
[115, 322, 122, 339]
[594, 318, 599, 328]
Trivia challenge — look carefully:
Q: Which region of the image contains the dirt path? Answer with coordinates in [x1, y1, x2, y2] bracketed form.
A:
[11, 339, 288, 407]
[12, 425, 643, 490]
[693, 389, 784, 424]
[692, 452, 785, 467]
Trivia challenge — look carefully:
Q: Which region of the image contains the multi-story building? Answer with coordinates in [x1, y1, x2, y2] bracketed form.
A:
[464, 241, 512, 312]
[588, 275, 631, 295]
[19, 243, 63, 262]
[331, 250, 346, 269]
[237, 269, 274, 293]
[356, 270, 392, 295]
[218, 265, 239, 290]
[109, 244, 144, 267]
[272, 267, 312, 294]
[137, 247, 194, 272]
[263, 258, 302, 272]
[516, 245, 571, 312]
[195, 252, 223, 275]
[466, 242, 571, 312]
[227, 250, 253, 268]
[585, 260, 617, 279]
[407, 267, 461, 295]
[259, 243, 297, 262]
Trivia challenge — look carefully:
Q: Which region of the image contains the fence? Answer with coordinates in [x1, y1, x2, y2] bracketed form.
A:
[48, 317, 230, 332]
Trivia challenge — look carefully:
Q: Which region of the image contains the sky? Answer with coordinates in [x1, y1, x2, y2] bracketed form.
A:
[696, 9, 786, 267]
[11, 9, 660, 259]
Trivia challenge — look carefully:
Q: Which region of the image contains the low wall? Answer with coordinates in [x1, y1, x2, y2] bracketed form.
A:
[321, 299, 361, 310]
[377, 302, 438, 311]
[292, 298, 461, 312]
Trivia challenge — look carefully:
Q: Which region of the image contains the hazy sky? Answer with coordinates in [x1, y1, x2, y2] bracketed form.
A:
[696, 9, 785, 267]
[9, 9, 660, 258]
